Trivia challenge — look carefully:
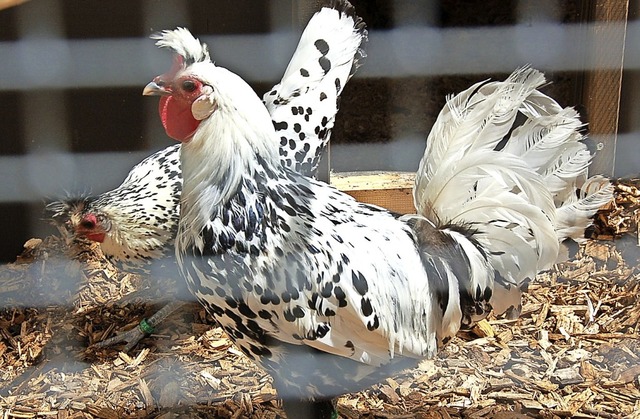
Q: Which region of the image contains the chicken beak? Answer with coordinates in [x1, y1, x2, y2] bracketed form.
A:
[143, 81, 170, 96]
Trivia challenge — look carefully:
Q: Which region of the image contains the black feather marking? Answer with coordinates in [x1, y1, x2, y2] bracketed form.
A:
[367, 315, 380, 331]
[238, 303, 257, 319]
[320, 282, 333, 298]
[315, 39, 330, 55]
[273, 121, 288, 131]
[352, 271, 368, 296]
[334, 286, 347, 307]
[308, 244, 321, 254]
[319, 56, 331, 73]
[283, 309, 296, 322]
[258, 310, 272, 319]
[361, 297, 373, 317]
[315, 323, 330, 338]
[292, 305, 305, 318]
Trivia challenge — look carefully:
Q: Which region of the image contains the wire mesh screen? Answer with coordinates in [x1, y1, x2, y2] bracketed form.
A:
[0, 0, 639, 417]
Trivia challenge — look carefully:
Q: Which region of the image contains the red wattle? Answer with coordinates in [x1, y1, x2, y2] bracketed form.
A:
[159, 96, 201, 143]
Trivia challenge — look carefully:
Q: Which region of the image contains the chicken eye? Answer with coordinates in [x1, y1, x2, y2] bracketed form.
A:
[182, 80, 197, 92]
[80, 219, 95, 229]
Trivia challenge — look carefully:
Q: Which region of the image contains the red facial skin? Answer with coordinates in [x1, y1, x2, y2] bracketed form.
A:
[77, 214, 106, 243]
[159, 93, 200, 142]
[155, 56, 206, 143]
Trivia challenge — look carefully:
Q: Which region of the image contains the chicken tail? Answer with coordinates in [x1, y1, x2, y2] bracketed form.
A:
[264, 0, 367, 177]
[412, 67, 612, 326]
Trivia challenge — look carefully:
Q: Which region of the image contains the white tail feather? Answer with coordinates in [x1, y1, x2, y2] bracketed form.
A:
[263, 2, 367, 175]
[417, 68, 546, 196]
[503, 108, 584, 175]
[414, 67, 611, 321]
[544, 148, 592, 206]
[270, 4, 365, 100]
[555, 176, 613, 242]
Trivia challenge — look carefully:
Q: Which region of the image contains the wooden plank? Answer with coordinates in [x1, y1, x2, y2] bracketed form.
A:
[582, 0, 630, 176]
[331, 171, 417, 214]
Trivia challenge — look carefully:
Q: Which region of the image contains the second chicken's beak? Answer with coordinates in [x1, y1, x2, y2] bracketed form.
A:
[143, 80, 170, 96]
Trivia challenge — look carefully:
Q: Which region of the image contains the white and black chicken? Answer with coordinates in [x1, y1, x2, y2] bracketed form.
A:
[142, 12, 611, 419]
[47, 0, 366, 351]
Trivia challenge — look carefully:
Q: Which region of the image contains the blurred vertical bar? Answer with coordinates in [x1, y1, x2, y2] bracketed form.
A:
[142, 0, 190, 150]
[16, 0, 69, 242]
[583, 0, 629, 176]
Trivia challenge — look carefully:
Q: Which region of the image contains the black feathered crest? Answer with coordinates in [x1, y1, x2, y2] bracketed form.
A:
[152, 27, 210, 66]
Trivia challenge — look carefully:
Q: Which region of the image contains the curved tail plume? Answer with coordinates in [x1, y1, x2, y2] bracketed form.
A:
[413, 67, 612, 320]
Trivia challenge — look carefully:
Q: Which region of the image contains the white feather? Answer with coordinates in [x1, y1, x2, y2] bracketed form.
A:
[413, 67, 610, 319]
[555, 176, 614, 242]
[263, 2, 366, 175]
[191, 86, 217, 120]
[152, 27, 210, 64]
[268, 4, 365, 100]
[417, 67, 546, 195]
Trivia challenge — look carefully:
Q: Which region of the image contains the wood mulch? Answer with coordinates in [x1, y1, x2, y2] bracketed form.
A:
[1, 180, 640, 418]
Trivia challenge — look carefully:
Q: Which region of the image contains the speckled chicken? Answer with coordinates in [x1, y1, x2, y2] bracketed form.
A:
[47, 0, 366, 351]
[48, 145, 182, 274]
[142, 19, 612, 418]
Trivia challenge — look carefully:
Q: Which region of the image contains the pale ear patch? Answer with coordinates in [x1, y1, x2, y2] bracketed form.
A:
[191, 86, 217, 120]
